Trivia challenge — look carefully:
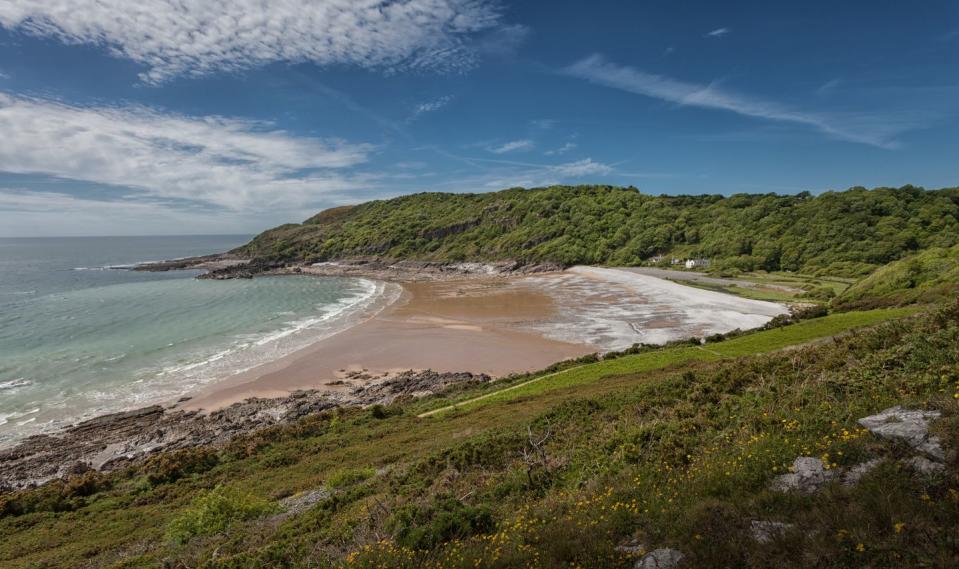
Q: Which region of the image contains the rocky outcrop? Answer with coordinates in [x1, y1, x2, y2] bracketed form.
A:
[841, 458, 885, 486]
[133, 254, 249, 273]
[271, 488, 332, 522]
[771, 457, 836, 494]
[857, 406, 944, 460]
[295, 258, 566, 283]
[0, 370, 485, 492]
[635, 548, 684, 569]
[351, 369, 492, 405]
[0, 391, 337, 491]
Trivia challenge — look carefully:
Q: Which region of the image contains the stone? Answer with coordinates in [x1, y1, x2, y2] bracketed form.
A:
[271, 488, 332, 521]
[858, 407, 943, 459]
[750, 520, 793, 544]
[615, 537, 645, 555]
[842, 458, 885, 486]
[636, 548, 684, 569]
[771, 457, 836, 494]
[906, 456, 945, 475]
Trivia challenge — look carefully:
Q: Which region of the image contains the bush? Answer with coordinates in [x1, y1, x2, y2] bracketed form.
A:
[387, 496, 495, 550]
[327, 467, 375, 489]
[165, 485, 277, 545]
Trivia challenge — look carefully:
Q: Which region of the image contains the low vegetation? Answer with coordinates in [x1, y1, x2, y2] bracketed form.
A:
[834, 243, 959, 310]
[2, 299, 955, 568]
[237, 184, 959, 277]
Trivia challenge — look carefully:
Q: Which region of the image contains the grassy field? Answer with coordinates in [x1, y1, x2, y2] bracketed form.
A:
[417, 307, 918, 417]
[654, 270, 857, 304]
[2, 303, 949, 568]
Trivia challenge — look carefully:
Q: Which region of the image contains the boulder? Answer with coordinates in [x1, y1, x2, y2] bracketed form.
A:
[771, 457, 836, 494]
[858, 407, 944, 460]
[636, 548, 684, 569]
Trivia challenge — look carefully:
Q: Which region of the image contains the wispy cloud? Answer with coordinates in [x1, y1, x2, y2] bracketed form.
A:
[545, 142, 577, 156]
[490, 139, 534, 154]
[0, 70, 8, 79]
[550, 158, 611, 177]
[564, 55, 923, 148]
[0, 189, 268, 236]
[0, 0, 506, 83]
[706, 27, 730, 38]
[0, 93, 372, 210]
[408, 95, 453, 122]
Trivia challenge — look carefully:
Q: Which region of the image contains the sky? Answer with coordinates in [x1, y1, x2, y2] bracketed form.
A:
[0, 1, 957, 236]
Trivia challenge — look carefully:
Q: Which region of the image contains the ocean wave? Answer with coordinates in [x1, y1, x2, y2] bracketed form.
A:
[0, 378, 31, 391]
[157, 279, 389, 378]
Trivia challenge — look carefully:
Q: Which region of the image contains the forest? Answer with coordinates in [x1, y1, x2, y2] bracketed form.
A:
[239, 185, 959, 277]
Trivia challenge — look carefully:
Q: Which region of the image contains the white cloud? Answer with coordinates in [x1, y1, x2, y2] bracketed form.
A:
[0, 70, 8, 79]
[706, 27, 730, 37]
[0, 0, 504, 83]
[409, 95, 453, 121]
[0, 93, 373, 210]
[490, 139, 534, 154]
[564, 55, 918, 148]
[0, 189, 254, 236]
[550, 158, 611, 177]
[545, 142, 577, 156]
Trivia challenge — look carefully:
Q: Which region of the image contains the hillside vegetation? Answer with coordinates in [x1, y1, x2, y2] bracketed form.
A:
[238, 185, 959, 277]
[2, 303, 956, 568]
[834, 243, 959, 310]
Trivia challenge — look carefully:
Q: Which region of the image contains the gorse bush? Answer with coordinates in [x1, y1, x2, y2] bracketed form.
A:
[386, 496, 495, 550]
[166, 485, 277, 545]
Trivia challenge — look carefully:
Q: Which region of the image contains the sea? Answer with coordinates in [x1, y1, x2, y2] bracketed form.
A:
[0, 235, 398, 447]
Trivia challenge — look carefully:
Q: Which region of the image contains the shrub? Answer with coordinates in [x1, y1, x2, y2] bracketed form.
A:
[165, 485, 277, 545]
[387, 496, 495, 550]
[327, 467, 375, 489]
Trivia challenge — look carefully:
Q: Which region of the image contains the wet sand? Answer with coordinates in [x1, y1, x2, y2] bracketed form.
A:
[184, 278, 594, 410]
[184, 267, 788, 412]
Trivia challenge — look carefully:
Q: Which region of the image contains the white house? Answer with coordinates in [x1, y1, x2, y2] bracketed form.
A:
[684, 258, 710, 269]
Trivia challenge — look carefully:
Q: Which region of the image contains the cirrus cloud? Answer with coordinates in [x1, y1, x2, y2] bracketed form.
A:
[564, 54, 931, 149]
[0, 93, 373, 210]
[0, 0, 505, 84]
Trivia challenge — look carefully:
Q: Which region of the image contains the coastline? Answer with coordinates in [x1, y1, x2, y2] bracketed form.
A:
[1, 260, 790, 491]
[181, 276, 596, 411]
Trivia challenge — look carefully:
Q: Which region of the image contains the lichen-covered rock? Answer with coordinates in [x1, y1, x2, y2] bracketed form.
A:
[271, 488, 332, 521]
[842, 458, 885, 486]
[858, 407, 944, 459]
[750, 520, 794, 544]
[771, 457, 836, 494]
[906, 456, 945, 475]
[636, 548, 684, 569]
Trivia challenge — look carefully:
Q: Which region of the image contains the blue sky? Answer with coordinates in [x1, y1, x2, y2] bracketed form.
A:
[0, 0, 957, 236]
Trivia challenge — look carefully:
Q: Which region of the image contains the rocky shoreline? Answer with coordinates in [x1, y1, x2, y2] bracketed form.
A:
[134, 252, 565, 282]
[0, 369, 490, 492]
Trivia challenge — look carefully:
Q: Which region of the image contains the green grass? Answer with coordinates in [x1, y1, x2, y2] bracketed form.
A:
[0, 303, 952, 569]
[423, 307, 917, 416]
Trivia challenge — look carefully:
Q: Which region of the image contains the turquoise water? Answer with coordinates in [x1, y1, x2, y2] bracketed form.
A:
[0, 236, 395, 446]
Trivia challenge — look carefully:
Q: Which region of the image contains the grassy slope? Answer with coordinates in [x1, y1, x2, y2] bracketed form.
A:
[236, 185, 959, 277]
[418, 308, 917, 417]
[835, 244, 959, 310]
[2, 305, 948, 569]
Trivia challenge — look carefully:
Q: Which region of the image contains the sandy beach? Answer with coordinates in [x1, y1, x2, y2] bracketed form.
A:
[184, 267, 788, 412]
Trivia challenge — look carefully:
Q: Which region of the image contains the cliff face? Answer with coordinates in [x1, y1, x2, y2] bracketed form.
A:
[231, 184, 959, 277]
